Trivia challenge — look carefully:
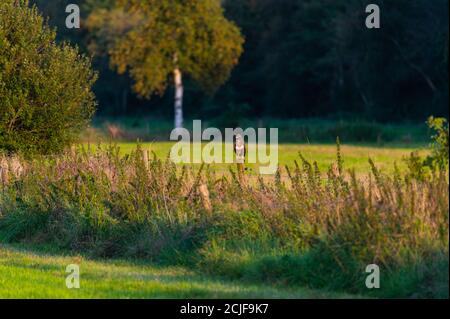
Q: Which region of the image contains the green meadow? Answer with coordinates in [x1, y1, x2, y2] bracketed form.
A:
[87, 142, 428, 176]
[0, 244, 356, 299]
[1, 137, 447, 299]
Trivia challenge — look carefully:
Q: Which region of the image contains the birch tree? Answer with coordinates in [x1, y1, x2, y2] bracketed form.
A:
[87, 0, 244, 129]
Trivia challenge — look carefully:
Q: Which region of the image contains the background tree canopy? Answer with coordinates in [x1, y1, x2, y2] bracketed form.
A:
[29, 0, 449, 122]
[86, 0, 244, 128]
[88, 0, 243, 97]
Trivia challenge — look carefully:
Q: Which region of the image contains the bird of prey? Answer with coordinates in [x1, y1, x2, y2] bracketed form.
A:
[233, 134, 246, 164]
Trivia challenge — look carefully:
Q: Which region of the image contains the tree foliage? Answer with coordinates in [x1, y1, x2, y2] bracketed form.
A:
[87, 0, 244, 99]
[221, 0, 449, 120]
[426, 116, 449, 168]
[31, 0, 448, 122]
[0, 0, 97, 155]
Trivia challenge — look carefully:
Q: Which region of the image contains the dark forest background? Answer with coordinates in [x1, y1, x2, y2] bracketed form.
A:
[31, 0, 449, 123]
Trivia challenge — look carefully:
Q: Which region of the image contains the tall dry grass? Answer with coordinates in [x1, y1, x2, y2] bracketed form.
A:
[0, 143, 448, 297]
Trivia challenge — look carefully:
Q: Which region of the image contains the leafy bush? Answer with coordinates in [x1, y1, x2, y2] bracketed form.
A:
[0, 0, 97, 155]
[426, 116, 449, 169]
[403, 117, 449, 180]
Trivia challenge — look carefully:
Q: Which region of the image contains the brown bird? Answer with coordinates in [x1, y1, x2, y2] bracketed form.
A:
[233, 133, 246, 163]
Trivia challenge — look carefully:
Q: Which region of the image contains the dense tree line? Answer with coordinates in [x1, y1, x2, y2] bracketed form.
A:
[31, 0, 449, 122]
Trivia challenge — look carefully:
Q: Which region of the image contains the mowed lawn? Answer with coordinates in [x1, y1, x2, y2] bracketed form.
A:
[93, 142, 428, 175]
[0, 245, 356, 299]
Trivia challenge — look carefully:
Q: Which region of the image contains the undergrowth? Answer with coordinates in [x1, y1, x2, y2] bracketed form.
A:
[0, 138, 448, 298]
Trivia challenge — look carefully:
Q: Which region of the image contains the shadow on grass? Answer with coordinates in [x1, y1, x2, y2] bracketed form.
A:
[0, 243, 355, 299]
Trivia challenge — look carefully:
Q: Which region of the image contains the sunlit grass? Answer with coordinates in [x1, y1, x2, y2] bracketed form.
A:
[0, 244, 357, 299]
[0, 142, 445, 298]
[84, 142, 428, 175]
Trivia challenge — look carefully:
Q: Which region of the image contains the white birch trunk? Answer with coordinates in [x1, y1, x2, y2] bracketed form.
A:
[174, 67, 184, 129]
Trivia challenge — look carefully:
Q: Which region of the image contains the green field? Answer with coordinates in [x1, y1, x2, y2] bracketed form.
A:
[88, 142, 427, 175]
[0, 141, 445, 299]
[0, 245, 356, 299]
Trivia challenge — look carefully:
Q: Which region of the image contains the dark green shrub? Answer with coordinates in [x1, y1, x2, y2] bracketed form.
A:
[0, 0, 97, 155]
